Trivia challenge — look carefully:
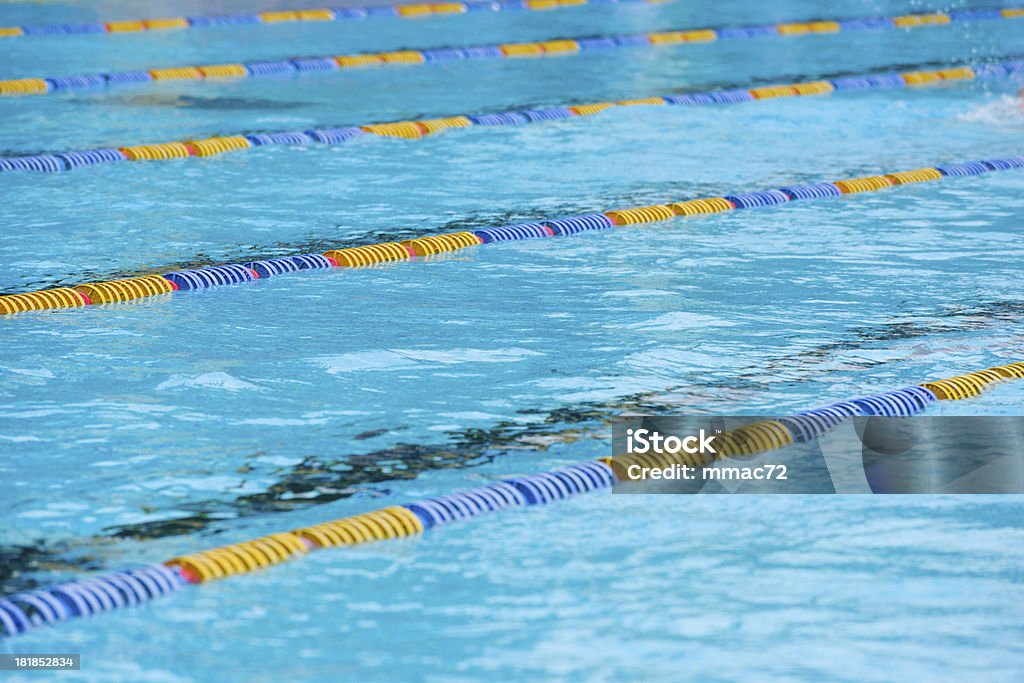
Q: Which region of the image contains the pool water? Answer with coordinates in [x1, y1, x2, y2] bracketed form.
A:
[1, 0, 1024, 680]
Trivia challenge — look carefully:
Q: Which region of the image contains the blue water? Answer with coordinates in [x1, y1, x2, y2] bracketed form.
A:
[2, 0, 1024, 680]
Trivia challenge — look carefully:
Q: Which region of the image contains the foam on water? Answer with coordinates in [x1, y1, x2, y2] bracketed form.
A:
[958, 93, 1024, 126]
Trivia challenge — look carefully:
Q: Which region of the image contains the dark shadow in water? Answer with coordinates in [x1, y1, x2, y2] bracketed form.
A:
[0, 400, 618, 593]
[2, 294, 1024, 591]
[0, 542, 108, 595]
[97, 298, 1024, 541]
[89, 94, 314, 111]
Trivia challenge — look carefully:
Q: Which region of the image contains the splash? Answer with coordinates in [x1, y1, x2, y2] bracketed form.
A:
[958, 95, 1024, 126]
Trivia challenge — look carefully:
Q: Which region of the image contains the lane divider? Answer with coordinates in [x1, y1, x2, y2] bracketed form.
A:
[2, 58, 1021, 173]
[2, 8, 1021, 98]
[0, 0, 666, 42]
[2, 360, 1020, 637]
[2, 153, 1021, 317]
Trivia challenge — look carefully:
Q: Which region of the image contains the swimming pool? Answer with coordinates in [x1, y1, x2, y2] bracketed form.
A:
[1, 0, 1024, 679]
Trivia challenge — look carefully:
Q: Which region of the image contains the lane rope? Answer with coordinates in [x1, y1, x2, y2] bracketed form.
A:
[0, 0, 669, 42]
[1, 8, 1020, 98]
[1, 359, 1020, 637]
[1, 153, 1021, 316]
[1, 57, 1021, 173]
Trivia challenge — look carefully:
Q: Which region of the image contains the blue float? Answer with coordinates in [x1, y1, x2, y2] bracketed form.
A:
[852, 395, 901, 417]
[0, 565, 180, 634]
[935, 161, 990, 176]
[7, 592, 64, 626]
[830, 76, 873, 90]
[725, 189, 790, 208]
[69, 23, 107, 33]
[291, 254, 334, 269]
[544, 213, 615, 236]
[0, 605, 18, 636]
[51, 584, 101, 615]
[506, 474, 564, 504]
[980, 157, 1024, 171]
[839, 17, 891, 30]
[853, 392, 919, 417]
[780, 413, 836, 442]
[865, 73, 906, 88]
[19, 24, 68, 35]
[105, 70, 154, 84]
[665, 92, 715, 105]
[421, 47, 468, 62]
[0, 599, 31, 635]
[503, 462, 613, 505]
[612, 34, 650, 47]
[244, 61, 296, 76]
[45, 74, 106, 90]
[717, 27, 753, 39]
[291, 57, 338, 72]
[0, 155, 66, 173]
[519, 107, 573, 122]
[4, 599, 32, 630]
[57, 149, 127, 169]
[722, 25, 777, 38]
[330, 8, 369, 19]
[576, 36, 618, 50]
[245, 131, 314, 146]
[186, 14, 260, 26]
[540, 472, 576, 498]
[468, 111, 528, 126]
[860, 17, 895, 29]
[778, 183, 842, 200]
[792, 401, 866, 431]
[405, 482, 527, 529]
[900, 386, 938, 409]
[208, 264, 257, 284]
[972, 64, 1010, 79]
[462, 45, 503, 59]
[163, 270, 214, 290]
[559, 461, 614, 490]
[95, 575, 145, 606]
[305, 127, 364, 144]
[709, 89, 755, 104]
[245, 258, 301, 278]
[23, 23, 104, 34]
[474, 223, 550, 243]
